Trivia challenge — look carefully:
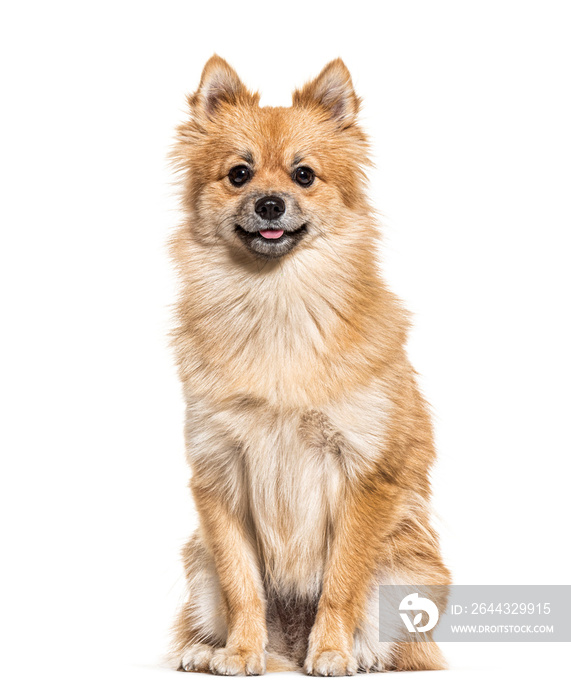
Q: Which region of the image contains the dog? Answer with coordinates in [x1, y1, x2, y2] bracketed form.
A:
[168, 55, 451, 676]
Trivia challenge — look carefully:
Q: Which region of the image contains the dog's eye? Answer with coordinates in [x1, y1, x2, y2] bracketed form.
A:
[293, 166, 315, 187]
[228, 165, 252, 187]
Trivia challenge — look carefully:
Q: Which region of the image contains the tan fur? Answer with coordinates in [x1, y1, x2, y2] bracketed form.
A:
[169, 55, 451, 676]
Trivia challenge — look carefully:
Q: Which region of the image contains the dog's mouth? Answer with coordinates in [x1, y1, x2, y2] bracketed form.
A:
[235, 224, 308, 258]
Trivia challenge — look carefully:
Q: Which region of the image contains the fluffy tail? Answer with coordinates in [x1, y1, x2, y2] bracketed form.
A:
[266, 652, 300, 673]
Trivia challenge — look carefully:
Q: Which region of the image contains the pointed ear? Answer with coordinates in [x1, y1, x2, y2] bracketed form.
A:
[292, 59, 360, 127]
[189, 55, 257, 118]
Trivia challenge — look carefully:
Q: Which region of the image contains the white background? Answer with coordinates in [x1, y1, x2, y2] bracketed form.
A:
[1, 1, 570, 698]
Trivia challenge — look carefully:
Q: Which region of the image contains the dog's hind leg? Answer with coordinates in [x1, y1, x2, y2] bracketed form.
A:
[353, 515, 451, 673]
[170, 532, 227, 672]
[352, 586, 447, 672]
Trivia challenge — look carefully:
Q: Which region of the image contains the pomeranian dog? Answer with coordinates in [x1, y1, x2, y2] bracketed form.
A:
[169, 55, 451, 676]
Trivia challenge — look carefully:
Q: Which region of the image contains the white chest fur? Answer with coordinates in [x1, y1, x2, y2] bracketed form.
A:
[184, 379, 391, 596]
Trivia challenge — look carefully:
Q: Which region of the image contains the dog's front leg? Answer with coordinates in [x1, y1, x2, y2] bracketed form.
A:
[192, 481, 267, 675]
[304, 478, 406, 676]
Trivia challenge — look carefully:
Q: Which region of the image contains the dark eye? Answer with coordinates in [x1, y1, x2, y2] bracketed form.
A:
[293, 166, 315, 187]
[228, 165, 252, 187]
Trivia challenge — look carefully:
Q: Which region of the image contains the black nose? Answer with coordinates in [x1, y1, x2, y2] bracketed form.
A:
[255, 196, 286, 221]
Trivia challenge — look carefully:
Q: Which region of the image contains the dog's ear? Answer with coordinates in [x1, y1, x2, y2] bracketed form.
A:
[189, 55, 258, 118]
[293, 59, 360, 127]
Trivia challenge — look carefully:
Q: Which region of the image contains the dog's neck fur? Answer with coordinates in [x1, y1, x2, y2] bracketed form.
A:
[171, 213, 407, 408]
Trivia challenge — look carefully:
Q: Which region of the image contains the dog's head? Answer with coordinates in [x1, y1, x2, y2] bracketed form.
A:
[174, 56, 370, 260]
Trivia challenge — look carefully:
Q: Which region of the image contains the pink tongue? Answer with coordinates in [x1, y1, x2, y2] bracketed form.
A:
[259, 229, 284, 239]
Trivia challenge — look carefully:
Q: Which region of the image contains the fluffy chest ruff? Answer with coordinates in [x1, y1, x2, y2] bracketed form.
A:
[184, 380, 391, 597]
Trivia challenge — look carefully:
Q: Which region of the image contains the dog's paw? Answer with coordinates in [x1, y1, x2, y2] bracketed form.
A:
[209, 647, 266, 676]
[304, 649, 358, 676]
[180, 643, 216, 672]
[354, 648, 389, 673]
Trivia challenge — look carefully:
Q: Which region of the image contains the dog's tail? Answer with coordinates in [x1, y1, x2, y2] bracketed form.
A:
[266, 652, 300, 673]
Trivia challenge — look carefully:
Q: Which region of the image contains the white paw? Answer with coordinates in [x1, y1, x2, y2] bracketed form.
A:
[304, 649, 358, 676]
[180, 643, 215, 672]
[209, 647, 266, 676]
[354, 648, 388, 672]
